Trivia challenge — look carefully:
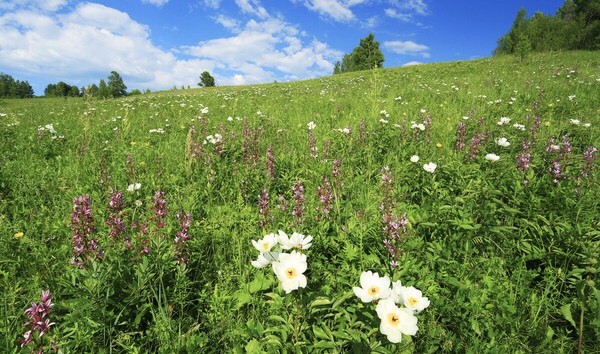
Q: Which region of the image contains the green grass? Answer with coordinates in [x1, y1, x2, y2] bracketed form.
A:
[1, 51, 599, 353]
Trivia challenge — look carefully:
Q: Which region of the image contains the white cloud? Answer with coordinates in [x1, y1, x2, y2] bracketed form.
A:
[214, 14, 241, 32]
[0, 0, 67, 11]
[384, 8, 411, 22]
[235, 0, 269, 19]
[399, 0, 428, 15]
[304, 0, 355, 22]
[141, 0, 170, 7]
[383, 40, 430, 58]
[183, 17, 342, 85]
[402, 61, 422, 66]
[0, 1, 343, 92]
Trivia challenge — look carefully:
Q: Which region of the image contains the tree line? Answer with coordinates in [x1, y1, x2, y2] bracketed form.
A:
[45, 71, 128, 98]
[494, 0, 600, 57]
[0, 73, 34, 98]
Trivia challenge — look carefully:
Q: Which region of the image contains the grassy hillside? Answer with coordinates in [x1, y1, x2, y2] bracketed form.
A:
[1, 51, 599, 353]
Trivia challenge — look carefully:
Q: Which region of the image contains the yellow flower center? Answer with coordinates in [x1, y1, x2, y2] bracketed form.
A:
[368, 286, 379, 296]
[285, 268, 297, 279]
[407, 297, 419, 307]
[261, 242, 270, 251]
[387, 313, 400, 326]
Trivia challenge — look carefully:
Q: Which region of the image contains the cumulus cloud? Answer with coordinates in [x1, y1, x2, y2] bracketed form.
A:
[182, 17, 342, 85]
[0, 0, 342, 92]
[384, 0, 429, 23]
[383, 40, 430, 58]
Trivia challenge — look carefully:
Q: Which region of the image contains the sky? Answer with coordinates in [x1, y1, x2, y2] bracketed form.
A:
[0, 0, 566, 95]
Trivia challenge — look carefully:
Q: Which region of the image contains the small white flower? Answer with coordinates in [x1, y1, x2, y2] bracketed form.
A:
[513, 123, 526, 131]
[570, 119, 581, 125]
[398, 286, 430, 314]
[497, 117, 511, 125]
[127, 183, 141, 192]
[251, 233, 279, 253]
[379, 119, 389, 124]
[410, 155, 420, 163]
[423, 162, 437, 173]
[568, 95, 576, 101]
[353, 271, 391, 303]
[307, 121, 316, 130]
[485, 153, 500, 161]
[277, 230, 313, 250]
[495, 137, 510, 147]
[251, 253, 271, 268]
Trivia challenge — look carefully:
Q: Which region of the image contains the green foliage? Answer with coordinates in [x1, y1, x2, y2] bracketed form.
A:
[334, 33, 385, 74]
[495, 1, 600, 56]
[44, 81, 80, 97]
[108, 71, 128, 98]
[0, 51, 599, 353]
[198, 71, 216, 87]
[0, 73, 34, 98]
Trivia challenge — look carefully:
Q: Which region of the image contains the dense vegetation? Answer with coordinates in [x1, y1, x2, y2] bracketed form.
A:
[0, 73, 34, 99]
[333, 33, 385, 75]
[0, 51, 599, 353]
[494, 0, 600, 56]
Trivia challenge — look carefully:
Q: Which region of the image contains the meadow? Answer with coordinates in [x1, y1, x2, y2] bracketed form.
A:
[0, 51, 599, 353]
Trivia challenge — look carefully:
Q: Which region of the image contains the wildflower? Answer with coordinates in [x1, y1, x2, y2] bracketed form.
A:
[497, 117, 511, 125]
[495, 137, 510, 147]
[127, 183, 141, 192]
[398, 286, 430, 314]
[251, 233, 279, 253]
[570, 119, 581, 125]
[375, 298, 418, 343]
[21, 290, 56, 351]
[278, 230, 313, 250]
[436, 143, 442, 148]
[410, 155, 420, 163]
[353, 271, 391, 303]
[307, 121, 316, 130]
[130, 141, 136, 146]
[513, 123, 526, 131]
[272, 250, 307, 293]
[423, 162, 437, 173]
[485, 153, 500, 161]
[251, 252, 273, 268]
[14, 232, 24, 238]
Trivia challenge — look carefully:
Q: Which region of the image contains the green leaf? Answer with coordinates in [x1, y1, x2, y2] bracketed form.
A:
[245, 339, 261, 353]
[559, 304, 576, 329]
[248, 272, 273, 293]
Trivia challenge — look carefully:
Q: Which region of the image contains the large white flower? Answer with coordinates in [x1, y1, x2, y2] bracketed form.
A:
[410, 155, 420, 163]
[399, 286, 430, 314]
[376, 298, 419, 343]
[272, 250, 307, 293]
[423, 162, 437, 173]
[251, 233, 279, 253]
[278, 231, 313, 250]
[353, 271, 391, 303]
[389, 280, 405, 304]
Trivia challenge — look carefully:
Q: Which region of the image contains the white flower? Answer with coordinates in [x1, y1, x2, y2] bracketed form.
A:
[201, 107, 209, 114]
[423, 162, 437, 173]
[570, 119, 581, 125]
[398, 286, 430, 314]
[495, 137, 510, 147]
[127, 183, 141, 192]
[375, 298, 419, 343]
[251, 233, 279, 253]
[251, 253, 271, 268]
[410, 155, 420, 163]
[272, 250, 307, 293]
[485, 153, 500, 161]
[307, 121, 316, 130]
[497, 117, 511, 125]
[568, 95, 576, 101]
[379, 118, 389, 124]
[513, 123, 526, 131]
[278, 231, 313, 250]
[389, 280, 405, 304]
[353, 271, 391, 303]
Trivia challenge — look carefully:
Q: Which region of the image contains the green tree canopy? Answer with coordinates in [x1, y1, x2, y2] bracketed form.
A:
[0, 73, 34, 98]
[494, 1, 600, 56]
[198, 71, 215, 87]
[107, 71, 127, 97]
[334, 33, 384, 75]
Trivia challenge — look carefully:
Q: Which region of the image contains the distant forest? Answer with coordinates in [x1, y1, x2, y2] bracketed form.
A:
[494, 0, 600, 56]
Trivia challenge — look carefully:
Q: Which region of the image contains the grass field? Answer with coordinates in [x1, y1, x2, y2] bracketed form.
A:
[1, 51, 599, 353]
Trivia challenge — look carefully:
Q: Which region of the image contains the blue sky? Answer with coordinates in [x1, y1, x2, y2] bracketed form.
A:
[0, 0, 565, 95]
